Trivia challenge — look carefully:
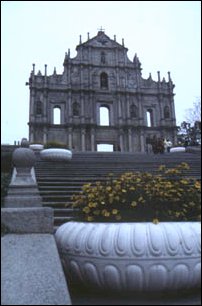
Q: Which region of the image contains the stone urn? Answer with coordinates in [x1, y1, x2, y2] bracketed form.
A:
[29, 144, 44, 151]
[40, 148, 72, 161]
[55, 221, 201, 292]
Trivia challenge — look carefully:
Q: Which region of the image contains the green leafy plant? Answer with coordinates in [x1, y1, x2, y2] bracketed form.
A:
[1, 152, 12, 173]
[71, 163, 201, 223]
[44, 141, 68, 149]
[1, 173, 11, 207]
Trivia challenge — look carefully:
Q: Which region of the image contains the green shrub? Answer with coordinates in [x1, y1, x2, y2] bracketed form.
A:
[71, 163, 201, 223]
[1, 173, 11, 207]
[44, 141, 68, 149]
[1, 152, 12, 173]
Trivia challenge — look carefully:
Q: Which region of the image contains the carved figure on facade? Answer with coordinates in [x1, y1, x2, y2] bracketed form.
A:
[164, 106, 170, 119]
[72, 101, 80, 116]
[36, 101, 43, 115]
[100, 72, 108, 89]
[130, 104, 138, 118]
[101, 51, 106, 64]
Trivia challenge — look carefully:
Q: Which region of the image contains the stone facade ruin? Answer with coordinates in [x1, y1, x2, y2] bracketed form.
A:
[28, 30, 177, 152]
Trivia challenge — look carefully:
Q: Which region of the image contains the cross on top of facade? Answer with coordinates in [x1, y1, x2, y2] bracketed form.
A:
[97, 26, 105, 32]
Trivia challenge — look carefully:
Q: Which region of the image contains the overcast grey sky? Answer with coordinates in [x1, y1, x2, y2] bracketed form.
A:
[1, 1, 201, 144]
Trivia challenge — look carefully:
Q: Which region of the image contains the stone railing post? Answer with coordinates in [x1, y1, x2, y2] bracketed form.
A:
[4, 138, 42, 207]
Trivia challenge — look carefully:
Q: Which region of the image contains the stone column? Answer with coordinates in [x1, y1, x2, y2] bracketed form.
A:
[68, 127, 73, 149]
[119, 129, 124, 152]
[128, 128, 132, 152]
[158, 94, 164, 124]
[4, 139, 42, 208]
[43, 89, 48, 121]
[138, 94, 144, 125]
[30, 89, 35, 122]
[117, 94, 123, 124]
[29, 127, 34, 143]
[43, 128, 47, 144]
[170, 96, 176, 125]
[80, 92, 85, 124]
[81, 128, 86, 151]
[140, 131, 145, 153]
[91, 128, 95, 151]
[126, 94, 131, 124]
[68, 92, 72, 123]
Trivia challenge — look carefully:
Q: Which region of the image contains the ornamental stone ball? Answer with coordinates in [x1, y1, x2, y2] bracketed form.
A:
[21, 138, 30, 147]
[13, 138, 36, 171]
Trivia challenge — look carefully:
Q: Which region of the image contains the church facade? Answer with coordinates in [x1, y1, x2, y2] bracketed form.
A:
[28, 30, 177, 152]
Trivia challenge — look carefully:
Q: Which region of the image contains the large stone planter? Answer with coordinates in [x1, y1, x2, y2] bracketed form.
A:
[55, 221, 201, 292]
[40, 148, 72, 161]
[29, 144, 44, 151]
[170, 147, 186, 153]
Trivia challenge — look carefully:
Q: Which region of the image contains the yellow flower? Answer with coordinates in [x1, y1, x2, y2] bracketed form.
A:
[129, 186, 136, 191]
[93, 210, 100, 216]
[112, 209, 118, 215]
[88, 202, 97, 208]
[87, 216, 94, 221]
[138, 196, 144, 203]
[195, 181, 201, 189]
[180, 179, 189, 185]
[158, 165, 166, 171]
[115, 215, 122, 221]
[83, 207, 90, 213]
[180, 162, 190, 170]
[131, 201, 137, 207]
[153, 218, 159, 224]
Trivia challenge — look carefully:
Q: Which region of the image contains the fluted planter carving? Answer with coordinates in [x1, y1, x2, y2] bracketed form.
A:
[55, 221, 201, 292]
[40, 148, 72, 161]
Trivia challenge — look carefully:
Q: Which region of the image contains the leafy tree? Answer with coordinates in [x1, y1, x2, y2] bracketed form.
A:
[184, 97, 201, 126]
[177, 98, 201, 146]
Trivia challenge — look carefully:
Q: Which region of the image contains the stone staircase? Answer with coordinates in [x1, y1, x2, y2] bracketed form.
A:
[34, 151, 201, 227]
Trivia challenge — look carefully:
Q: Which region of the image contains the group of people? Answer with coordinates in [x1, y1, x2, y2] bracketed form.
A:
[147, 136, 172, 154]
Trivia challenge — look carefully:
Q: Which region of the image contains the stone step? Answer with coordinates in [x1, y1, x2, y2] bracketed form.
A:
[39, 187, 82, 192]
[43, 202, 73, 208]
[54, 216, 75, 225]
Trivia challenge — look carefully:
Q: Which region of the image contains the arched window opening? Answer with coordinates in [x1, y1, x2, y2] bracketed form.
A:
[130, 104, 138, 118]
[100, 72, 108, 89]
[164, 106, 170, 119]
[97, 144, 114, 152]
[36, 101, 42, 115]
[146, 109, 153, 127]
[53, 106, 61, 124]
[100, 106, 110, 126]
[72, 101, 80, 116]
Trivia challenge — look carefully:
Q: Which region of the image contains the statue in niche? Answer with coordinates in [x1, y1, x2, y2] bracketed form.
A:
[100, 72, 108, 88]
[164, 106, 170, 119]
[72, 101, 80, 116]
[130, 104, 138, 118]
[101, 51, 106, 64]
[36, 101, 42, 115]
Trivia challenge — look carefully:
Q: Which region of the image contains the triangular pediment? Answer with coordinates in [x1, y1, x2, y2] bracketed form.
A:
[77, 31, 126, 49]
